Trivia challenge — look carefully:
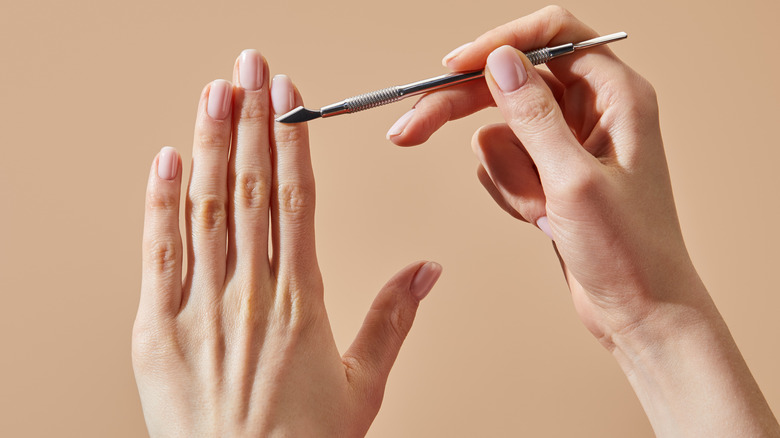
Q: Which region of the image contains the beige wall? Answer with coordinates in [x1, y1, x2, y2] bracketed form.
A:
[1, 0, 778, 436]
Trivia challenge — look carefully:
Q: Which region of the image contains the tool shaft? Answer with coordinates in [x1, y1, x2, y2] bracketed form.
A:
[279, 32, 627, 122]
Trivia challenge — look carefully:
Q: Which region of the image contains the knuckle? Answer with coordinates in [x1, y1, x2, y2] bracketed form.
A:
[386, 304, 414, 343]
[146, 190, 178, 212]
[196, 131, 228, 150]
[190, 194, 228, 232]
[545, 5, 575, 21]
[145, 238, 179, 274]
[276, 182, 314, 217]
[471, 123, 506, 154]
[283, 295, 320, 337]
[511, 89, 559, 131]
[234, 171, 270, 210]
[635, 78, 659, 113]
[274, 126, 307, 147]
[561, 167, 605, 199]
[237, 94, 267, 123]
[610, 74, 660, 124]
[131, 320, 177, 371]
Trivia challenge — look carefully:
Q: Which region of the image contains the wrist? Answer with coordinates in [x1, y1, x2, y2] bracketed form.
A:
[608, 280, 780, 436]
[609, 277, 718, 364]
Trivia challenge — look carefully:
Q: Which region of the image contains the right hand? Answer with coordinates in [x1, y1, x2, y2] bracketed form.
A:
[388, 6, 707, 347]
[387, 8, 780, 436]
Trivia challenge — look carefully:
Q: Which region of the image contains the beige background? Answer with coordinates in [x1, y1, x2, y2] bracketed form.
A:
[1, 0, 778, 436]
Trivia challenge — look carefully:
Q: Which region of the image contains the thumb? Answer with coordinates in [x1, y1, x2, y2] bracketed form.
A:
[343, 261, 442, 405]
[484, 45, 588, 179]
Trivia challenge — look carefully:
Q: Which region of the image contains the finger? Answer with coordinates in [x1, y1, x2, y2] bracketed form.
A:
[185, 80, 233, 294]
[441, 6, 627, 86]
[387, 79, 493, 146]
[388, 69, 564, 147]
[476, 164, 526, 222]
[484, 46, 595, 183]
[472, 124, 547, 226]
[141, 147, 184, 317]
[226, 50, 273, 281]
[270, 75, 319, 285]
[343, 261, 442, 404]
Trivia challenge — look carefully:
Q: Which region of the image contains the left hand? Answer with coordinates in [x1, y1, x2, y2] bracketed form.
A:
[133, 49, 442, 437]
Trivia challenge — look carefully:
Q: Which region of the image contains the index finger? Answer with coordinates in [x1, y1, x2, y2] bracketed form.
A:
[389, 69, 564, 147]
[445, 6, 627, 86]
[389, 6, 634, 147]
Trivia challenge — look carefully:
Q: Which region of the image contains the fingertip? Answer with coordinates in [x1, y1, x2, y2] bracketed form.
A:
[157, 146, 179, 180]
[271, 74, 296, 115]
[410, 261, 443, 301]
[485, 45, 528, 93]
[386, 108, 415, 141]
[206, 79, 233, 120]
[237, 49, 264, 91]
[387, 101, 440, 146]
[536, 216, 554, 240]
[442, 42, 473, 68]
[387, 124, 430, 147]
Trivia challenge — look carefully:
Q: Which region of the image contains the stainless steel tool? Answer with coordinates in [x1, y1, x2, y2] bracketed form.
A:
[276, 32, 627, 124]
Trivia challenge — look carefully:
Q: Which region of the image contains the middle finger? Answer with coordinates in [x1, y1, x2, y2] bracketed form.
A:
[226, 49, 273, 282]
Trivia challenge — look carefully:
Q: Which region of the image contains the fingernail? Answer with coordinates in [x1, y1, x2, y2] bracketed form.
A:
[271, 74, 294, 115]
[442, 42, 472, 67]
[486, 45, 527, 93]
[239, 49, 263, 91]
[411, 262, 443, 301]
[158, 146, 178, 180]
[386, 109, 415, 139]
[537, 216, 554, 240]
[207, 79, 232, 120]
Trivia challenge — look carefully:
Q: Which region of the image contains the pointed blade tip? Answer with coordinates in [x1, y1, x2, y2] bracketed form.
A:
[275, 106, 321, 124]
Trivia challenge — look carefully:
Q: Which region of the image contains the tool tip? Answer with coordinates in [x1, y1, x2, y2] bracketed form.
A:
[275, 106, 321, 124]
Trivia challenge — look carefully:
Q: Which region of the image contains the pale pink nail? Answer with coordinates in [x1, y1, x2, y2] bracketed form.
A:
[158, 146, 178, 180]
[537, 216, 554, 240]
[207, 79, 232, 120]
[486, 46, 527, 93]
[271, 75, 294, 115]
[442, 42, 472, 67]
[410, 262, 443, 301]
[239, 49, 262, 91]
[386, 108, 415, 139]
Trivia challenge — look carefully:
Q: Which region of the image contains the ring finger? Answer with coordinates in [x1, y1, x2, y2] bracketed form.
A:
[185, 80, 233, 297]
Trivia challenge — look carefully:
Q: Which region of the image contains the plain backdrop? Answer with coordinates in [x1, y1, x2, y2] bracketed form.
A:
[1, 0, 778, 436]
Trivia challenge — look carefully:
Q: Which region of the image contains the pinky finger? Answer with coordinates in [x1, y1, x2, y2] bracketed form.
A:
[141, 146, 184, 318]
[476, 164, 527, 222]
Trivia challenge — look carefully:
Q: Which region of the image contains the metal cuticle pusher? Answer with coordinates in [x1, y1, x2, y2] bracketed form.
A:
[276, 32, 627, 124]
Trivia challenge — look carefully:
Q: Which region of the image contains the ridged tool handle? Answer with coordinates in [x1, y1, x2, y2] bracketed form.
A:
[319, 32, 626, 119]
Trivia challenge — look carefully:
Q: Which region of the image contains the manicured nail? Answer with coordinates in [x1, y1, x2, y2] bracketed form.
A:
[537, 216, 554, 240]
[486, 45, 527, 93]
[207, 79, 232, 120]
[411, 261, 443, 301]
[386, 109, 415, 139]
[239, 49, 263, 91]
[271, 74, 294, 115]
[158, 146, 178, 180]
[442, 42, 472, 67]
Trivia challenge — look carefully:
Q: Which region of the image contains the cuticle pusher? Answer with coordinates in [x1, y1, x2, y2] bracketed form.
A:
[276, 32, 627, 124]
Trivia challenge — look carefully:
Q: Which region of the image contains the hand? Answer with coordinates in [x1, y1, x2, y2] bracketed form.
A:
[133, 49, 442, 437]
[391, 7, 694, 342]
[388, 6, 780, 436]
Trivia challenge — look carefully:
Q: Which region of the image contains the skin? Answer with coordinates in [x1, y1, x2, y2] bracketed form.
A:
[134, 7, 780, 437]
[134, 51, 442, 437]
[388, 6, 780, 437]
